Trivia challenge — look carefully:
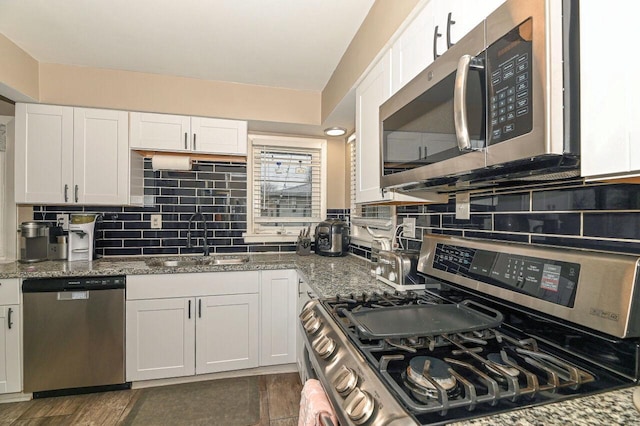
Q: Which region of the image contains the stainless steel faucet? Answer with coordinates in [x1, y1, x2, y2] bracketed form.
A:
[187, 212, 210, 256]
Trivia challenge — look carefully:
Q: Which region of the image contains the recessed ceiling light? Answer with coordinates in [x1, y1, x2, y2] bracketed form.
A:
[324, 127, 347, 137]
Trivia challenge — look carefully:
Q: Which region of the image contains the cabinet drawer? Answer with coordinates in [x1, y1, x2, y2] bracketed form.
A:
[127, 272, 260, 300]
[0, 279, 20, 305]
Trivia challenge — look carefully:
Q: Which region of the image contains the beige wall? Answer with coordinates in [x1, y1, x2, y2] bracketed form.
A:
[39, 63, 320, 125]
[321, 0, 419, 122]
[0, 34, 39, 101]
[326, 138, 347, 209]
[0, 99, 15, 116]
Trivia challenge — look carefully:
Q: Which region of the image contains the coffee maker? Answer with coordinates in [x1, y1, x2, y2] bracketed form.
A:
[18, 222, 49, 263]
[68, 214, 98, 261]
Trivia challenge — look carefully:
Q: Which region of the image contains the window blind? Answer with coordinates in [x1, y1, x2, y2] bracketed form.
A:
[251, 143, 323, 226]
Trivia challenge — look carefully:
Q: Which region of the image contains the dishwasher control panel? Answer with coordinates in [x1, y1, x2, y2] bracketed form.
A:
[23, 275, 126, 292]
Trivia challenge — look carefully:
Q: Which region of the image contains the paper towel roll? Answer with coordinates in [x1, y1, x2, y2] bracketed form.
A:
[151, 155, 192, 171]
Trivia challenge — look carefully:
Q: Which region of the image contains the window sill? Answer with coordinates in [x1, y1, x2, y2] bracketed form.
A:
[243, 233, 304, 243]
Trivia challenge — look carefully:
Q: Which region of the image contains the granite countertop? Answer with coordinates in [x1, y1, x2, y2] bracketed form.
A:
[2, 253, 639, 424]
[0, 253, 392, 297]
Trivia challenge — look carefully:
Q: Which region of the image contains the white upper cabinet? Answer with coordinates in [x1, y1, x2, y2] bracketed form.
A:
[130, 112, 248, 156]
[74, 108, 130, 205]
[15, 104, 74, 204]
[433, 0, 506, 56]
[580, 3, 640, 179]
[15, 104, 134, 205]
[356, 52, 392, 204]
[390, 1, 436, 94]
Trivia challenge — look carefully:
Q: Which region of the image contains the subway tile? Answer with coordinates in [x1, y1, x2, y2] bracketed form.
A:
[249, 245, 281, 253]
[192, 163, 214, 172]
[442, 214, 492, 230]
[104, 248, 142, 256]
[584, 212, 640, 239]
[103, 230, 142, 239]
[416, 214, 441, 228]
[143, 230, 178, 239]
[472, 193, 530, 212]
[124, 222, 150, 230]
[179, 180, 206, 188]
[125, 239, 161, 247]
[532, 184, 640, 211]
[531, 235, 640, 256]
[463, 231, 530, 243]
[213, 246, 249, 254]
[143, 247, 180, 255]
[215, 165, 246, 173]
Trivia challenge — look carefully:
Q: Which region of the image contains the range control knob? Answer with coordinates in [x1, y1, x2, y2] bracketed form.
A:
[303, 316, 322, 335]
[299, 307, 315, 323]
[333, 365, 358, 396]
[388, 271, 397, 282]
[312, 335, 336, 360]
[344, 388, 375, 425]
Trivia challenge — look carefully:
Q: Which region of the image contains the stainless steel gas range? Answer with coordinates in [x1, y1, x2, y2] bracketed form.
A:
[299, 235, 640, 425]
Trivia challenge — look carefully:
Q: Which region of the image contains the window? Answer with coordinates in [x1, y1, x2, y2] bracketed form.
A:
[348, 135, 396, 244]
[244, 134, 327, 242]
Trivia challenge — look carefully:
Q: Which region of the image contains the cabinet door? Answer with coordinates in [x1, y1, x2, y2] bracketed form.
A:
[260, 270, 297, 366]
[191, 117, 248, 155]
[580, 3, 640, 178]
[74, 108, 129, 205]
[126, 298, 195, 381]
[195, 294, 259, 374]
[391, 1, 436, 94]
[434, 0, 505, 52]
[0, 305, 20, 394]
[129, 112, 191, 151]
[355, 51, 392, 204]
[15, 103, 74, 204]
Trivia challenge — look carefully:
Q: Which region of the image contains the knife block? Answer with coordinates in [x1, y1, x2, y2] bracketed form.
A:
[296, 236, 311, 256]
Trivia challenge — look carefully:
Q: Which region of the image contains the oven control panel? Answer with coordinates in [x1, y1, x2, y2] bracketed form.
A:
[433, 243, 580, 307]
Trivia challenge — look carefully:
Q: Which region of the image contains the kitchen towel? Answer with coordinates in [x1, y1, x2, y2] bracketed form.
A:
[298, 379, 338, 426]
[151, 154, 191, 170]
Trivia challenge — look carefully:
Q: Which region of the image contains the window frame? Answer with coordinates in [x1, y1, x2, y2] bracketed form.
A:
[244, 134, 327, 243]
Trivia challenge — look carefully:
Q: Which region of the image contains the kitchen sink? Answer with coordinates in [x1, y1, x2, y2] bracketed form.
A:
[146, 256, 249, 268]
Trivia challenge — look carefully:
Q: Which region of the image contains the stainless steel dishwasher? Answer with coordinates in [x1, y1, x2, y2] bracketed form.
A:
[22, 276, 128, 397]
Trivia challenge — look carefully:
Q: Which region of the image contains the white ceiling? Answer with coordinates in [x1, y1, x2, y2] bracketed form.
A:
[0, 0, 375, 92]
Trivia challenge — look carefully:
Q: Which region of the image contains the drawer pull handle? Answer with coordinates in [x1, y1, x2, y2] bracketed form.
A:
[7, 307, 13, 330]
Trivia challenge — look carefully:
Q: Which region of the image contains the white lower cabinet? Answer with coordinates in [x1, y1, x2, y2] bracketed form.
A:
[196, 294, 259, 374]
[0, 278, 21, 394]
[0, 305, 20, 394]
[126, 298, 195, 381]
[260, 270, 297, 366]
[126, 270, 297, 382]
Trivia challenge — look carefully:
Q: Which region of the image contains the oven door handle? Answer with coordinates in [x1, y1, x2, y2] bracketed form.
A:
[454, 54, 484, 152]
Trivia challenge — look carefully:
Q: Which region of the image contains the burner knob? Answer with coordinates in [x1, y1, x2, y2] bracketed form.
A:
[300, 307, 315, 323]
[388, 271, 397, 282]
[312, 335, 336, 360]
[333, 365, 358, 396]
[303, 316, 322, 335]
[344, 388, 374, 425]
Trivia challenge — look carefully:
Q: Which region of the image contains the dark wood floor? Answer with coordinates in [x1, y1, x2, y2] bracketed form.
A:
[0, 373, 302, 425]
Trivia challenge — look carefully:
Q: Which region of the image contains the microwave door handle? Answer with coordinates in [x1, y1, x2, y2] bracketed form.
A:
[454, 54, 473, 151]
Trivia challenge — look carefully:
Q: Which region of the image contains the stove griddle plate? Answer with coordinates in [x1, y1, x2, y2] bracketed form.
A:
[346, 301, 503, 338]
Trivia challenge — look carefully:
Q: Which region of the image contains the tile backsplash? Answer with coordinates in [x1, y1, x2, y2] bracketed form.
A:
[33, 159, 353, 257]
[35, 160, 258, 256]
[395, 180, 640, 256]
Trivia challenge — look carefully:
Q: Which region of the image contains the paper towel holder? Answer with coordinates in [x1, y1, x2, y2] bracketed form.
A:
[151, 154, 192, 171]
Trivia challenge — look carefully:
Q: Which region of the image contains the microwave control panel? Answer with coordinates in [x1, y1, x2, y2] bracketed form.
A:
[486, 18, 534, 145]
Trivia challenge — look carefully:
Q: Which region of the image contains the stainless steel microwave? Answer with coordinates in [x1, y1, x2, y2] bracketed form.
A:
[380, 0, 580, 192]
